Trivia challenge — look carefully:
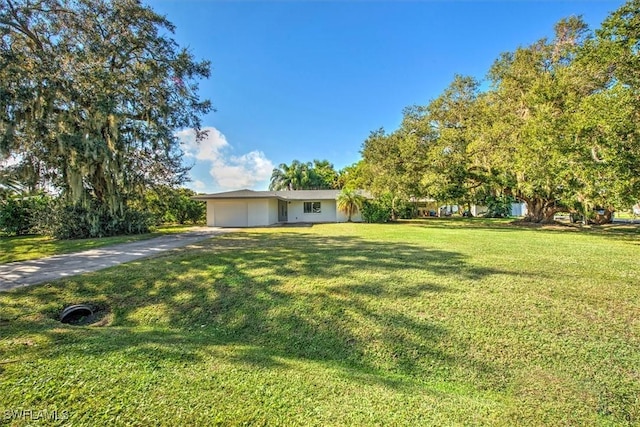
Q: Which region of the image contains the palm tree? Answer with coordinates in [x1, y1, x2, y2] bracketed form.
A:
[269, 160, 312, 190]
[337, 189, 365, 222]
[269, 163, 292, 190]
[0, 169, 23, 197]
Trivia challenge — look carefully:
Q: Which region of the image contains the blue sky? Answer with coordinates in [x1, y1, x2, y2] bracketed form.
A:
[147, 0, 625, 193]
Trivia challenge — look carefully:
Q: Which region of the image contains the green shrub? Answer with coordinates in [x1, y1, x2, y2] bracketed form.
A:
[483, 195, 514, 218]
[0, 193, 51, 235]
[393, 198, 416, 219]
[174, 198, 206, 225]
[361, 194, 416, 223]
[40, 202, 153, 239]
[361, 200, 392, 223]
[0, 197, 31, 235]
[138, 187, 206, 225]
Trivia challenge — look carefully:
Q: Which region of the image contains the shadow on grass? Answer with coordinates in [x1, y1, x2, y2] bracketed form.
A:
[396, 217, 640, 242]
[0, 232, 504, 389]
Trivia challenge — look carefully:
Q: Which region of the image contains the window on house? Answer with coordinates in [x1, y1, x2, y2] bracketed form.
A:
[303, 201, 321, 213]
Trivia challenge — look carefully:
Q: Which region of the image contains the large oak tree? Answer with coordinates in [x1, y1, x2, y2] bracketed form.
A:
[0, 0, 211, 212]
[359, 1, 640, 223]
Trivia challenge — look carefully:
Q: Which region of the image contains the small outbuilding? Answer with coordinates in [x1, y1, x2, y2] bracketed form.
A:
[192, 189, 365, 227]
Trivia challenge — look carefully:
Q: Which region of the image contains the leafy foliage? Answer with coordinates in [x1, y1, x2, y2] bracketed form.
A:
[360, 194, 414, 223]
[137, 187, 205, 225]
[361, 128, 426, 201]
[482, 194, 515, 218]
[419, 75, 483, 205]
[336, 160, 370, 190]
[358, 3, 640, 223]
[0, 164, 23, 197]
[0, 193, 50, 235]
[361, 199, 391, 223]
[0, 0, 211, 217]
[336, 189, 365, 222]
[39, 201, 152, 239]
[269, 159, 339, 190]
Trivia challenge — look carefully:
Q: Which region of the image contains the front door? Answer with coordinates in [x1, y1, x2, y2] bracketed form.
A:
[278, 200, 288, 222]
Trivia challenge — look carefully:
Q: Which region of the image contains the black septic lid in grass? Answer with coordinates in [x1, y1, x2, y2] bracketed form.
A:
[60, 304, 93, 324]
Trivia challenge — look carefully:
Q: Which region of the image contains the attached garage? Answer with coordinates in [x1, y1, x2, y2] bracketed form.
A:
[206, 200, 248, 227]
[205, 198, 277, 227]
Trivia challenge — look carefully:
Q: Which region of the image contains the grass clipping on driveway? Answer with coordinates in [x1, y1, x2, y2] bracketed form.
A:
[0, 222, 638, 425]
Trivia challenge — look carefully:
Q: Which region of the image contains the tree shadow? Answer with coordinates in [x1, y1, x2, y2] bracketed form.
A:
[400, 218, 640, 242]
[0, 232, 507, 390]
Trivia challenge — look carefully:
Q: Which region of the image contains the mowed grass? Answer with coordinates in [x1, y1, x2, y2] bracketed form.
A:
[0, 221, 638, 425]
[0, 225, 198, 264]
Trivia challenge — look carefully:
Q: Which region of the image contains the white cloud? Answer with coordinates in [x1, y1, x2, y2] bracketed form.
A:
[212, 151, 275, 189]
[192, 180, 206, 190]
[177, 127, 229, 162]
[178, 127, 274, 191]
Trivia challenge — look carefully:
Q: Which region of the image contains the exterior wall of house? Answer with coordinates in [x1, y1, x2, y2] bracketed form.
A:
[206, 197, 366, 226]
[267, 199, 279, 224]
[248, 199, 271, 226]
[336, 208, 363, 222]
[206, 200, 216, 226]
[288, 200, 338, 223]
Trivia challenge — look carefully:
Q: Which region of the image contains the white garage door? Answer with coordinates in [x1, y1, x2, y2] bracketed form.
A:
[214, 201, 248, 227]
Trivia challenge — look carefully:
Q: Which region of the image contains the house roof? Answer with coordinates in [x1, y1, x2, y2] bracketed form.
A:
[279, 190, 342, 200]
[192, 189, 341, 201]
[192, 189, 370, 201]
[192, 189, 279, 200]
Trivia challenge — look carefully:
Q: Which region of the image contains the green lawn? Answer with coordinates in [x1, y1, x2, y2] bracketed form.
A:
[615, 211, 640, 220]
[0, 225, 198, 264]
[0, 221, 638, 425]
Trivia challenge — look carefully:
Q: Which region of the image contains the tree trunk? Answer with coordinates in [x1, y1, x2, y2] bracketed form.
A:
[591, 208, 614, 225]
[523, 198, 557, 223]
[391, 197, 397, 221]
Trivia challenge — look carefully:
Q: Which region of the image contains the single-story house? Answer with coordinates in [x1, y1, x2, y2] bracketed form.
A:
[192, 189, 365, 227]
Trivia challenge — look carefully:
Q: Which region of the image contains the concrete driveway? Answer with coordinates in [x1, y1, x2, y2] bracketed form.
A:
[0, 228, 232, 292]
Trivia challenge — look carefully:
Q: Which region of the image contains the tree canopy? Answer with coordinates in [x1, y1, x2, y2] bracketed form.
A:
[0, 0, 211, 213]
[269, 159, 339, 190]
[359, 2, 640, 223]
